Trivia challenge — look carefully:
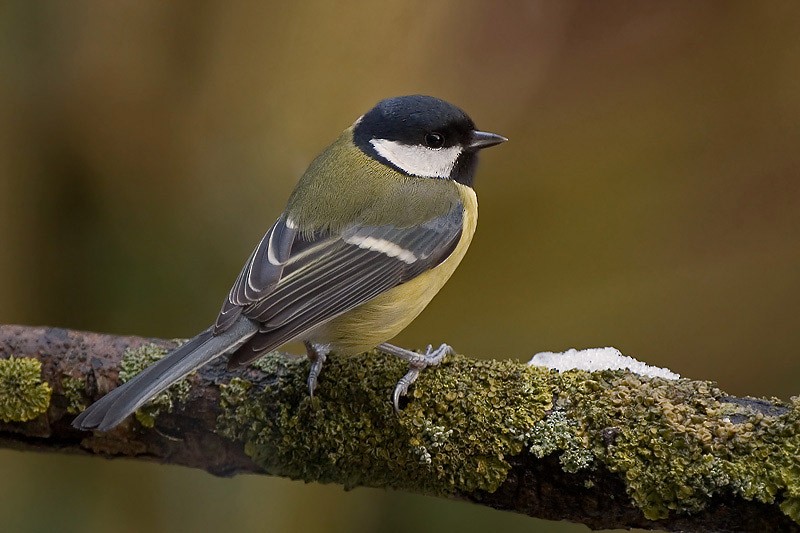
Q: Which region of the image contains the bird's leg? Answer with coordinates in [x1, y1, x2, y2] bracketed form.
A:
[377, 342, 453, 411]
[304, 341, 330, 396]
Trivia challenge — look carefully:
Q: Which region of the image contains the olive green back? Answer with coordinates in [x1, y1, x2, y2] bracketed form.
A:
[286, 127, 462, 233]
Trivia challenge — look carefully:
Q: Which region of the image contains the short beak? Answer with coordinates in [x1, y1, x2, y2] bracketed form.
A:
[468, 130, 508, 150]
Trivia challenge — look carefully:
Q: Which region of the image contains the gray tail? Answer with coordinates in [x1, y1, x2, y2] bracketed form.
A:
[72, 318, 259, 431]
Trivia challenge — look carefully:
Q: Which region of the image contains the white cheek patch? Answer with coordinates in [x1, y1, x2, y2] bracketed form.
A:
[370, 139, 462, 178]
[344, 235, 418, 264]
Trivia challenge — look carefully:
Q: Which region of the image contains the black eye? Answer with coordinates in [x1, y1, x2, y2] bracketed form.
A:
[425, 132, 445, 148]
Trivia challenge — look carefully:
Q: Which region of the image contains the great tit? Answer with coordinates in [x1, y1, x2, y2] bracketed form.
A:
[73, 95, 506, 431]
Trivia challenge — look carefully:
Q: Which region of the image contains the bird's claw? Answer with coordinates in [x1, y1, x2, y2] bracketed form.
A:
[304, 342, 329, 397]
[391, 343, 452, 411]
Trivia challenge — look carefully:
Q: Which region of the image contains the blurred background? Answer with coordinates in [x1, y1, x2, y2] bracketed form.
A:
[1, 1, 799, 532]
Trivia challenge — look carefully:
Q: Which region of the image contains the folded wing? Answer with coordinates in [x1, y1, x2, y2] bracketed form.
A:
[225, 203, 465, 366]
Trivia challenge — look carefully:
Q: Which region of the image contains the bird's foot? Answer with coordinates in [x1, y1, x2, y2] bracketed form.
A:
[304, 341, 330, 396]
[377, 342, 453, 411]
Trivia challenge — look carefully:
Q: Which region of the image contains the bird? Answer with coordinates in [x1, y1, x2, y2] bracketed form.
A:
[72, 94, 506, 431]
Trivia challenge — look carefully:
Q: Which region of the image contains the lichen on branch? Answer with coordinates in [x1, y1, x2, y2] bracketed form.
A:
[217, 352, 553, 495]
[214, 351, 800, 524]
[0, 324, 798, 532]
[0, 356, 52, 423]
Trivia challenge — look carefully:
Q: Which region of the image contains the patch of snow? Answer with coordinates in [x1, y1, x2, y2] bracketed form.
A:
[527, 347, 680, 380]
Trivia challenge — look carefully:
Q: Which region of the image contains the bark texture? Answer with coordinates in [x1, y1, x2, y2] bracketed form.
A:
[0, 324, 798, 532]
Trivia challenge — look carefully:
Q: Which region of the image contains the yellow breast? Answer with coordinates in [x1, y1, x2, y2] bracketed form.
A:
[314, 183, 478, 355]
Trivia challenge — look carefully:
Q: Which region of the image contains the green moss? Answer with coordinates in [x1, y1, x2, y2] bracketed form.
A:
[218, 351, 553, 495]
[215, 350, 800, 523]
[525, 410, 594, 473]
[119, 343, 190, 427]
[0, 356, 52, 422]
[550, 370, 800, 523]
[782, 495, 800, 524]
[61, 375, 87, 414]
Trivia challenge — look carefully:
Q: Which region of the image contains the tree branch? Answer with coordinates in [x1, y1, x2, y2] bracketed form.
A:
[0, 324, 798, 532]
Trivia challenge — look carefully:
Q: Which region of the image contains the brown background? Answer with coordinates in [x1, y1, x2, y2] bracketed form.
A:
[1, 2, 798, 532]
